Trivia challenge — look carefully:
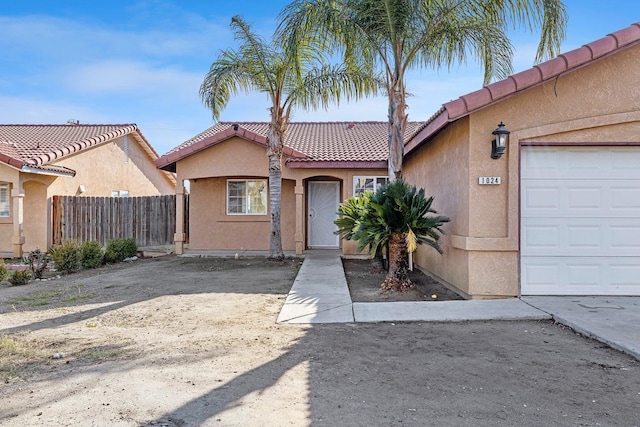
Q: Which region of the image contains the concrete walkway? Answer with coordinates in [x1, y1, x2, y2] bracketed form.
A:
[277, 250, 354, 323]
[277, 251, 640, 361]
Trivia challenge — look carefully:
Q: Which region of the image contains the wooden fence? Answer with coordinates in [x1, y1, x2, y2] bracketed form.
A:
[52, 195, 189, 247]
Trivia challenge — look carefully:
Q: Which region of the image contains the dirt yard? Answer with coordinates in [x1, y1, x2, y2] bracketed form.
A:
[343, 258, 463, 302]
[1, 255, 639, 426]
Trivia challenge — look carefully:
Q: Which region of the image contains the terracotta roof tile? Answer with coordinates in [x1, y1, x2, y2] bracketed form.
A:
[407, 22, 640, 153]
[0, 124, 141, 168]
[159, 121, 422, 170]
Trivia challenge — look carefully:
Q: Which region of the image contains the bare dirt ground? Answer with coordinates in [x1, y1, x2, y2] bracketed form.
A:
[343, 259, 463, 302]
[1, 255, 639, 427]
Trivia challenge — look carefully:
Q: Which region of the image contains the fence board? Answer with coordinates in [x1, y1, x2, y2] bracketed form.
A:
[51, 195, 183, 248]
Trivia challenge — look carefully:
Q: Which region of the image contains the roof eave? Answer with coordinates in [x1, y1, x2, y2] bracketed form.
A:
[21, 165, 76, 177]
[0, 153, 24, 169]
[405, 23, 640, 154]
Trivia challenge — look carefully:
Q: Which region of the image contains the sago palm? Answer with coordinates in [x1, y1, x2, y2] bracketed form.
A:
[278, 0, 567, 179]
[336, 180, 449, 290]
[200, 16, 380, 259]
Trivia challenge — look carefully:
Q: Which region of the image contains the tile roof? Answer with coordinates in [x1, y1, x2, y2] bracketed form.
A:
[0, 124, 175, 185]
[157, 121, 422, 171]
[0, 124, 143, 169]
[406, 22, 640, 154]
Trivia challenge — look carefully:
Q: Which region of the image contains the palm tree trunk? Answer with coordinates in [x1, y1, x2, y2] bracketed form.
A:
[267, 114, 285, 260]
[268, 154, 284, 260]
[387, 82, 406, 181]
[382, 232, 412, 291]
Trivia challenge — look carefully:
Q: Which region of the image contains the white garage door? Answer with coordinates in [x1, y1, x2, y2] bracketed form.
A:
[521, 146, 640, 295]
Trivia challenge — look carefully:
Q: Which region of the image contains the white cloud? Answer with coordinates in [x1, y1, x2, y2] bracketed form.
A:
[65, 60, 202, 100]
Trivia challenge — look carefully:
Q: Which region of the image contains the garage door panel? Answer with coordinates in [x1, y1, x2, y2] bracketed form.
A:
[610, 149, 640, 171]
[522, 147, 640, 179]
[522, 181, 640, 217]
[521, 146, 640, 295]
[611, 187, 640, 209]
[522, 257, 640, 295]
[522, 218, 640, 256]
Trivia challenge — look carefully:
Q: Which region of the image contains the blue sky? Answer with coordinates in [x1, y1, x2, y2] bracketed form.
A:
[1, 1, 638, 155]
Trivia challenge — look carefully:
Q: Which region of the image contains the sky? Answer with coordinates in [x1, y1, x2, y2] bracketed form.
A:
[1, 1, 638, 155]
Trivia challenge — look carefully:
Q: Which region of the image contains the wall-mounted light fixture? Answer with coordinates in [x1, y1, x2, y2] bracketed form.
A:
[491, 122, 510, 159]
[78, 184, 86, 194]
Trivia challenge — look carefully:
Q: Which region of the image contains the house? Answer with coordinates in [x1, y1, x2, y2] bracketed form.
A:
[0, 123, 176, 257]
[155, 122, 421, 256]
[157, 22, 640, 298]
[403, 22, 640, 298]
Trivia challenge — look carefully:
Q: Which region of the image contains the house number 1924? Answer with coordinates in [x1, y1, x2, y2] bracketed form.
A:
[478, 176, 501, 185]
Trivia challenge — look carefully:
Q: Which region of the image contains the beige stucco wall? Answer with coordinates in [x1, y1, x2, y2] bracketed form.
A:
[404, 43, 640, 298]
[188, 177, 296, 251]
[403, 118, 474, 295]
[49, 134, 175, 197]
[0, 165, 19, 254]
[173, 136, 386, 254]
[23, 180, 49, 252]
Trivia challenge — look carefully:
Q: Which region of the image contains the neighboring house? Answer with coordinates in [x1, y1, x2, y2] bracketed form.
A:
[158, 22, 640, 298]
[155, 122, 420, 256]
[0, 123, 176, 257]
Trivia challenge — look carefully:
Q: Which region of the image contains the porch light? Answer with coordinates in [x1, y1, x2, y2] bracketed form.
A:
[491, 122, 510, 159]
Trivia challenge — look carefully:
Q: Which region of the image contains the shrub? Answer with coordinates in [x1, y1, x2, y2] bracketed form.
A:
[104, 238, 138, 264]
[50, 240, 81, 274]
[9, 269, 31, 286]
[27, 249, 51, 279]
[119, 238, 138, 258]
[0, 259, 8, 282]
[80, 240, 104, 269]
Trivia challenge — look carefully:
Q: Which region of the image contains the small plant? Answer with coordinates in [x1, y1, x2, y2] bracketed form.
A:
[49, 240, 81, 274]
[104, 238, 137, 264]
[0, 259, 8, 282]
[27, 249, 51, 279]
[9, 270, 32, 286]
[80, 240, 104, 269]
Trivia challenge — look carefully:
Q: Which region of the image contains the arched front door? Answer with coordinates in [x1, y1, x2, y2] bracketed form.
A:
[307, 181, 339, 248]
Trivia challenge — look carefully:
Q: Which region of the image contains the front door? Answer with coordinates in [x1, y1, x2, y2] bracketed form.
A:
[308, 181, 340, 248]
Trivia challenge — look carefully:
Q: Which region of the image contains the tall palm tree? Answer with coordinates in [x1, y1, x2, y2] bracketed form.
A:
[278, 0, 567, 179]
[200, 16, 380, 259]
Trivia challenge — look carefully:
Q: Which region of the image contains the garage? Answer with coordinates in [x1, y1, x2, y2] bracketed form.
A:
[520, 146, 640, 295]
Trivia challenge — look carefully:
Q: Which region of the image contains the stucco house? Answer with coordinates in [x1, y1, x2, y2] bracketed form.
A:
[1, 123, 176, 257]
[403, 22, 640, 298]
[158, 22, 640, 298]
[156, 121, 421, 256]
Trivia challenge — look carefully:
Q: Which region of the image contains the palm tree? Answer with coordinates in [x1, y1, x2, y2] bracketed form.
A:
[336, 180, 450, 290]
[278, 0, 567, 179]
[200, 16, 380, 259]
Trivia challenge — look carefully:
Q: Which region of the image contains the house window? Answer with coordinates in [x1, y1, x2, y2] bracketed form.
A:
[227, 180, 267, 215]
[353, 176, 388, 196]
[111, 190, 129, 197]
[0, 183, 9, 217]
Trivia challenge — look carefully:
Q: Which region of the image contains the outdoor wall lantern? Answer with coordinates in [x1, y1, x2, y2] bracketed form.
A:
[491, 122, 510, 159]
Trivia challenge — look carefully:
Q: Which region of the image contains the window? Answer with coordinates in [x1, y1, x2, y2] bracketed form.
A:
[227, 180, 267, 215]
[353, 176, 388, 196]
[0, 183, 9, 217]
[111, 190, 129, 197]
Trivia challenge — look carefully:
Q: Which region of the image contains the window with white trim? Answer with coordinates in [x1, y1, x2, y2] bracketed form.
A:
[353, 176, 388, 196]
[0, 183, 9, 217]
[111, 190, 129, 197]
[227, 180, 267, 215]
